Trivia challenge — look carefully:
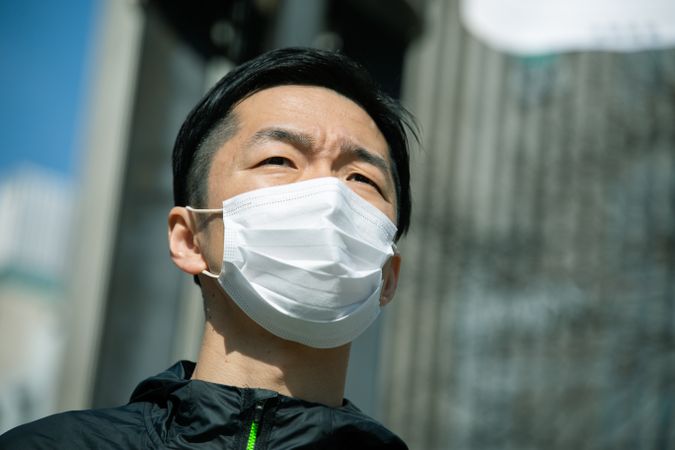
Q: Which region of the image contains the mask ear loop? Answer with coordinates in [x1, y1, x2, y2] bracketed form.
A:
[185, 205, 223, 279]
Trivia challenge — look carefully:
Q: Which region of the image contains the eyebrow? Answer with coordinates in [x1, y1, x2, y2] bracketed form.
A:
[247, 127, 315, 151]
[246, 127, 393, 186]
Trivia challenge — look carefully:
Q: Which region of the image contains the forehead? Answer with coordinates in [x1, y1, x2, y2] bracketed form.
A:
[231, 85, 388, 153]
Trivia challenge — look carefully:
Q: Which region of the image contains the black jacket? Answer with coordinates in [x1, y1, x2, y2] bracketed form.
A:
[0, 361, 407, 449]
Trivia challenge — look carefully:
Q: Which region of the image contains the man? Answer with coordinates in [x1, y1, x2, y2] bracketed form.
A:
[0, 47, 416, 449]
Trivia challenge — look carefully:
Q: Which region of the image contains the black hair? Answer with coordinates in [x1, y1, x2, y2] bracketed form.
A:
[172, 47, 417, 240]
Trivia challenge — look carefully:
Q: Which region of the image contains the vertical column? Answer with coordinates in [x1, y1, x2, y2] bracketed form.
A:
[90, 4, 206, 407]
[58, 0, 144, 411]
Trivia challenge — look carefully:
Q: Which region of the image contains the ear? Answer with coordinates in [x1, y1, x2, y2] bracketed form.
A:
[168, 206, 208, 275]
[380, 250, 402, 307]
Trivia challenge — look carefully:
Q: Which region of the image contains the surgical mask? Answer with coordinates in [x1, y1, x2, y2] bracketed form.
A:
[187, 177, 397, 348]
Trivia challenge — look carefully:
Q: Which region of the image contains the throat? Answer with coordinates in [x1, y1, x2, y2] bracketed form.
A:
[191, 310, 351, 407]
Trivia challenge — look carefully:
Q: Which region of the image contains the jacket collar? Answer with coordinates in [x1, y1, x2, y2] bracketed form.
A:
[127, 361, 406, 448]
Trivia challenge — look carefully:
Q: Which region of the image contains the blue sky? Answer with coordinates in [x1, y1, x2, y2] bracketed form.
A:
[0, 0, 99, 177]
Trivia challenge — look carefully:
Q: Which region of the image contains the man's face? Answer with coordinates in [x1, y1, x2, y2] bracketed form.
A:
[199, 85, 397, 270]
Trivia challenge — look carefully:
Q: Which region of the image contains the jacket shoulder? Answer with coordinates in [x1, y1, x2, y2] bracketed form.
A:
[0, 403, 150, 450]
[331, 404, 408, 449]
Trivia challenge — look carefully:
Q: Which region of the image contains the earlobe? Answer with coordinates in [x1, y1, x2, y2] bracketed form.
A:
[168, 206, 208, 275]
[380, 252, 401, 307]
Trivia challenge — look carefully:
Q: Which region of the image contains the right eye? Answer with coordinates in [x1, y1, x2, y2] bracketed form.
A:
[260, 156, 293, 166]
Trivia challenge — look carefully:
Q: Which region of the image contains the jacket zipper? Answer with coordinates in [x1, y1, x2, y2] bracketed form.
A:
[245, 400, 266, 450]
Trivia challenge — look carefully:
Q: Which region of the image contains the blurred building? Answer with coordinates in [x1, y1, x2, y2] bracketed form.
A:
[0, 165, 72, 432]
[382, 0, 675, 449]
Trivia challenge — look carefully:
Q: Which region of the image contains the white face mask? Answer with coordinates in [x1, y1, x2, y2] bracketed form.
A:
[187, 177, 397, 348]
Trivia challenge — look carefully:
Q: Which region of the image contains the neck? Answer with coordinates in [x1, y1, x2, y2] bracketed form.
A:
[190, 281, 351, 406]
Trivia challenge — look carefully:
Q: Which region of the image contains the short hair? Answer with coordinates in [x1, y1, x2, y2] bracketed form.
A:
[172, 47, 417, 240]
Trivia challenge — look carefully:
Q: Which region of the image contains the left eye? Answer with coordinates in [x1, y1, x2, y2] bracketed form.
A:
[258, 156, 294, 167]
[348, 173, 381, 192]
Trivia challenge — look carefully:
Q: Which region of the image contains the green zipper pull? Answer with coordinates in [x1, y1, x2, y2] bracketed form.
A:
[246, 401, 265, 450]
